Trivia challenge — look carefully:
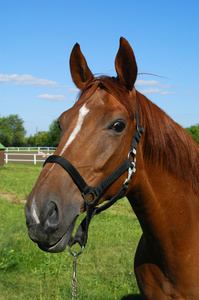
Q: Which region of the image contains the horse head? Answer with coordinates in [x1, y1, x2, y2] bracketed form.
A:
[25, 37, 141, 253]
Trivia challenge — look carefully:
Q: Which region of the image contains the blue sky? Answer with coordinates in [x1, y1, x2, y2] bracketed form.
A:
[1, 0, 199, 136]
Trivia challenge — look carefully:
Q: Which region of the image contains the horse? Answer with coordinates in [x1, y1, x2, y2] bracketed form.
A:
[25, 37, 199, 299]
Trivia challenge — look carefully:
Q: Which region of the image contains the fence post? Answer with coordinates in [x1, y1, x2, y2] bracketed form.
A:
[5, 153, 8, 163]
[34, 154, 36, 165]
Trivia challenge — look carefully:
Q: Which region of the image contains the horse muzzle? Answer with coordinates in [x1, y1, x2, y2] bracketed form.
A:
[25, 196, 80, 253]
[38, 216, 78, 253]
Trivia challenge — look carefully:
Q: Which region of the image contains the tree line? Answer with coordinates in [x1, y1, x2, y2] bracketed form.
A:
[0, 115, 60, 147]
[0, 114, 199, 147]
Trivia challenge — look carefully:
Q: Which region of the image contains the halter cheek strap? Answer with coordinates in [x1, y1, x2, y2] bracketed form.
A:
[43, 100, 144, 249]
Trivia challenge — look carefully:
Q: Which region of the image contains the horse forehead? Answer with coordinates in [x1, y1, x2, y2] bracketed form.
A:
[61, 88, 128, 121]
[84, 88, 126, 113]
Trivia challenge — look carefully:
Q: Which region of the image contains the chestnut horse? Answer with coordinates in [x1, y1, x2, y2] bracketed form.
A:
[25, 38, 199, 299]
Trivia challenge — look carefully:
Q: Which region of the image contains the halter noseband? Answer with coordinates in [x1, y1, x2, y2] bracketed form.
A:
[43, 100, 144, 250]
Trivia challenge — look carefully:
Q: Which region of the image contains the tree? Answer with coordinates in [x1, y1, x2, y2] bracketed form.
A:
[25, 131, 49, 147]
[25, 134, 35, 146]
[25, 120, 60, 147]
[34, 131, 50, 146]
[0, 114, 26, 146]
[185, 124, 199, 144]
[48, 119, 61, 147]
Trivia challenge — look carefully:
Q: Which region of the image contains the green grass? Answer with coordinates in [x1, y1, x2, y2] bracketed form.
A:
[0, 163, 42, 199]
[0, 163, 142, 299]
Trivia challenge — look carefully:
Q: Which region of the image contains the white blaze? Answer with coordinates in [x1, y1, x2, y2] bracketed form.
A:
[32, 196, 40, 224]
[60, 103, 89, 155]
[33, 208, 40, 224]
[31, 104, 90, 219]
[38, 103, 89, 185]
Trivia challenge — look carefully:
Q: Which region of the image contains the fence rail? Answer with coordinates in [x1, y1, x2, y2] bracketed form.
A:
[5, 147, 56, 152]
[4, 151, 54, 165]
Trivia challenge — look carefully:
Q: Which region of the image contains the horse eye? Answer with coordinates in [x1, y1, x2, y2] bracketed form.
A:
[110, 121, 126, 133]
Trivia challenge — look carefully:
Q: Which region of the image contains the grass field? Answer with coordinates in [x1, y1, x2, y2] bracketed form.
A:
[0, 163, 142, 299]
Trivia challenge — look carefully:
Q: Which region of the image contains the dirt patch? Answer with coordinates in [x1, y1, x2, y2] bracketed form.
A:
[0, 193, 26, 204]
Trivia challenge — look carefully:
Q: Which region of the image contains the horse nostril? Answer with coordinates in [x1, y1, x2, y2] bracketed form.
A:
[45, 202, 60, 230]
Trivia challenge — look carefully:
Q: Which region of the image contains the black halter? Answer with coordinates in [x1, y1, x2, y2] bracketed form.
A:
[43, 100, 144, 249]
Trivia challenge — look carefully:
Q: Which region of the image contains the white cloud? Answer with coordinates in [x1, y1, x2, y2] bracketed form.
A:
[136, 80, 159, 86]
[185, 91, 195, 95]
[161, 84, 172, 89]
[161, 91, 176, 95]
[139, 88, 162, 94]
[37, 94, 67, 101]
[136, 79, 176, 96]
[68, 87, 79, 93]
[0, 74, 59, 87]
[62, 85, 79, 93]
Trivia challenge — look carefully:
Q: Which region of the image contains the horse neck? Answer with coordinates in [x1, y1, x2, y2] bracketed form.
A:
[135, 90, 199, 197]
[127, 91, 199, 253]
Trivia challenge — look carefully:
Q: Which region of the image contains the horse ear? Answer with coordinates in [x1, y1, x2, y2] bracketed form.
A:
[115, 37, 138, 91]
[70, 43, 94, 90]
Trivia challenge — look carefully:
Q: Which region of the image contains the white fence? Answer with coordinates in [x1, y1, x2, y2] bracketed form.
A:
[4, 153, 44, 164]
[5, 147, 56, 152]
[4, 147, 56, 165]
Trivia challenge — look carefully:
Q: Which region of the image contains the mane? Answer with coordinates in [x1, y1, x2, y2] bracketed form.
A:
[136, 91, 199, 195]
[79, 75, 199, 195]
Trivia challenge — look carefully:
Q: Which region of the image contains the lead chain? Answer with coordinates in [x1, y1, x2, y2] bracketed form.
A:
[72, 252, 78, 299]
[69, 246, 84, 300]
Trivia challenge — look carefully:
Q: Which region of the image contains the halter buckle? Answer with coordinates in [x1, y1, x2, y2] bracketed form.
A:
[123, 150, 137, 187]
[82, 189, 99, 205]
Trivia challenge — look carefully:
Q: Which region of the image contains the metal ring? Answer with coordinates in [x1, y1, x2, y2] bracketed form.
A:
[127, 150, 136, 166]
[128, 149, 136, 159]
[68, 246, 84, 257]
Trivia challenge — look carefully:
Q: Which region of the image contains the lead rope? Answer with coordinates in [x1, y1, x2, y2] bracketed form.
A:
[69, 247, 84, 299]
